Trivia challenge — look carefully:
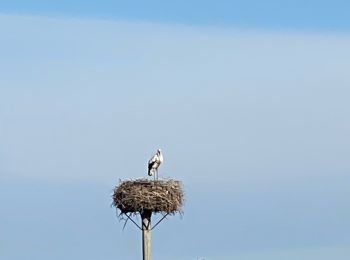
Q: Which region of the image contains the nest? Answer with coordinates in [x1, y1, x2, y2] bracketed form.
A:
[112, 179, 184, 215]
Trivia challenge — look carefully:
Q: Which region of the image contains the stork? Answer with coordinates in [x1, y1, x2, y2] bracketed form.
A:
[148, 149, 163, 180]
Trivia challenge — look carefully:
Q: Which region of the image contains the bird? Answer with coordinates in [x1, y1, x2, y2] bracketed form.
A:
[148, 149, 163, 180]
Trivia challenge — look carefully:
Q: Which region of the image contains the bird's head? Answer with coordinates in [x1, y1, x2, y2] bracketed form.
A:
[157, 148, 162, 154]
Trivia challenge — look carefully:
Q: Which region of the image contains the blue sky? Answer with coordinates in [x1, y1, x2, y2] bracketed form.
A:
[1, 2, 350, 260]
[1, 0, 350, 31]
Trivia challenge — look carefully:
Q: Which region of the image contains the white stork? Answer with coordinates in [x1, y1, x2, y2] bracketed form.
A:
[148, 149, 163, 180]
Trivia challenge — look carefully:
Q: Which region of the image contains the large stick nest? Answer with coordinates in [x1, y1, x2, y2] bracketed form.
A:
[112, 179, 184, 215]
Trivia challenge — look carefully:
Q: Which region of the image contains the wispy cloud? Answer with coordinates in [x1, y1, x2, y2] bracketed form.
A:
[1, 14, 349, 184]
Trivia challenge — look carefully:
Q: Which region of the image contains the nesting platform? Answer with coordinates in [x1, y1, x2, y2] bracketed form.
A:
[112, 179, 184, 215]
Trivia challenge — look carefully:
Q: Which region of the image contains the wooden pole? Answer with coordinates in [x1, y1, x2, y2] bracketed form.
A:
[141, 210, 152, 260]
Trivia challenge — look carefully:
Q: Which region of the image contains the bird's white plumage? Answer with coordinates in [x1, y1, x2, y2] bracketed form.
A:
[148, 149, 163, 178]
